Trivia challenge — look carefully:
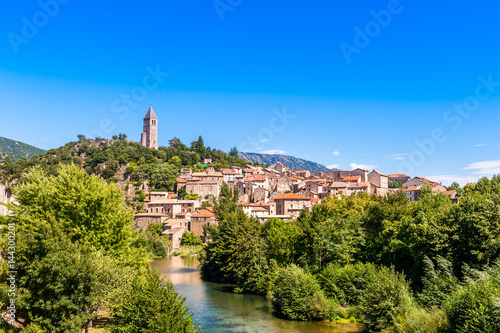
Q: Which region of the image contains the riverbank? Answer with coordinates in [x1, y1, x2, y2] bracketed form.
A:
[152, 255, 363, 333]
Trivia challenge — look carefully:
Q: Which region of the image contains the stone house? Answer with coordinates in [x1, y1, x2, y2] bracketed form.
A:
[295, 170, 311, 178]
[252, 186, 270, 203]
[176, 178, 187, 190]
[245, 174, 269, 190]
[368, 170, 389, 196]
[276, 176, 293, 193]
[221, 169, 238, 183]
[180, 168, 193, 179]
[404, 183, 447, 202]
[342, 176, 361, 183]
[149, 191, 175, 202]
[230, 166, 243, 174]
[133, 213, 169, 231]
[351, 168, 369, 182]
[388, 174, 410, 184]
[274, 193, 316, 217]
[190, 208, 216, 237]
[147, 199, 197, 218]
[329, 182, 349, 197]
[185, 180, 221, 198]
[347, 182, 371, 195]
[191, 170, 224, 182]
[403, 177, 440, 189]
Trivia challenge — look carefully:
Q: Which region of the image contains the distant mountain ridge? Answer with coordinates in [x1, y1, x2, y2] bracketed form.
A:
[0, 137, 46, 162]
[238, 152, 335, 173]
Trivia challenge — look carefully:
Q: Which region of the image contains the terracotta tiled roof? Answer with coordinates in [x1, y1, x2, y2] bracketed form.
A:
[247, 175, 267, 182]
[177, 178, 187, 182]
[274, 193, 310, 200]
[348, 182, 370, 188]
[342, 176, 361, 181]
[388, 174, 409, 178]
[191, 209, 215, 218]
[442, 190, 457, 196]
[404, 185, 421, 191]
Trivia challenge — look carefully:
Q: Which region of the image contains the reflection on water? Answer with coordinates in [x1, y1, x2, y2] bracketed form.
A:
[151, 256, 363, 333]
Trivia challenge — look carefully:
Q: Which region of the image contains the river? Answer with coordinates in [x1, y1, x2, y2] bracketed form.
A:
[151, 256, 363, 333]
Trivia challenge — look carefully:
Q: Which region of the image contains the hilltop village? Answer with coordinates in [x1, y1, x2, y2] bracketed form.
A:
[0, 107, 462, 250]
[130, 107, 460, 249]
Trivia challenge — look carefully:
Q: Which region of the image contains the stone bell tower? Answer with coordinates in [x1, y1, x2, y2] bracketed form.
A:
[140, 106, 158, 149]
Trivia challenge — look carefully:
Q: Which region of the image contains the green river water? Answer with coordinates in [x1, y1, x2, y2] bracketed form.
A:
[151, 256, 363, 333]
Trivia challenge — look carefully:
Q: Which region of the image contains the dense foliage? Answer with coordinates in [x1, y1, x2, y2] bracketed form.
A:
[110, 269, 200, 333]
[0, 165, 199, 332]
[201, 177, 500, 331]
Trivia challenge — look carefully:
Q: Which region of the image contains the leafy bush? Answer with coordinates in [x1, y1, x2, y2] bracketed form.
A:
[110, 270, 200, 332]
[418, 256, 459, 308]
[146, 222, 163, 235]
[187, 193, 199, 200]
[181, 231, 203, 246]
[147, 235, 171, 258]
[270, 265, 338, 321]
[395, 307, 449, 333]
[444, 262, 500, 333]
[318, 262, 378, 306]
[359, 266, 415, 332]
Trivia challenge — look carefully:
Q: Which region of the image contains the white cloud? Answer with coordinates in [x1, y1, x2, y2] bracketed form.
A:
[362, 153, 369, 156]
[331, 150, 340, 156]
[258, 138, 269, 144]
[386, 153, 408, 160]
[426, 175, 480, 187]
[473, 143, 488, 147]
[260, 149, 287, 155]
[327, 164, 340, 170]
[463, 160, 500, 175]
[350, 163, 377, 171]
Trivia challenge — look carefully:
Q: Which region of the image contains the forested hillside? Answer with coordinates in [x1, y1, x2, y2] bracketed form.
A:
[0, 137, 45, 162]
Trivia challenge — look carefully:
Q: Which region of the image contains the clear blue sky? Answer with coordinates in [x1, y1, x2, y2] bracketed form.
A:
[1, 0, 499, 185]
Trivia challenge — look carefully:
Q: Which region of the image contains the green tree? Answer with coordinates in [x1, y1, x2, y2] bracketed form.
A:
[178, 188, 187, 199]
[359, 267, 415, 332]
[261, 218, 301, 266]
[181, 231, 203, 246]
[270, 265, 337, 321]
[13, 165, 142, 260]
[229, 146, 238, 157]
[444, 261, 500, 333]
[110, 269, 200, 333]
[0, 164, 145, 331]
[447, 182, 463, 194]
[200, 183, 267, 294]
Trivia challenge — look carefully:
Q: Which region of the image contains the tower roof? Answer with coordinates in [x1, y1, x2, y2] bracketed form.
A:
[144, 106, 157, 119]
